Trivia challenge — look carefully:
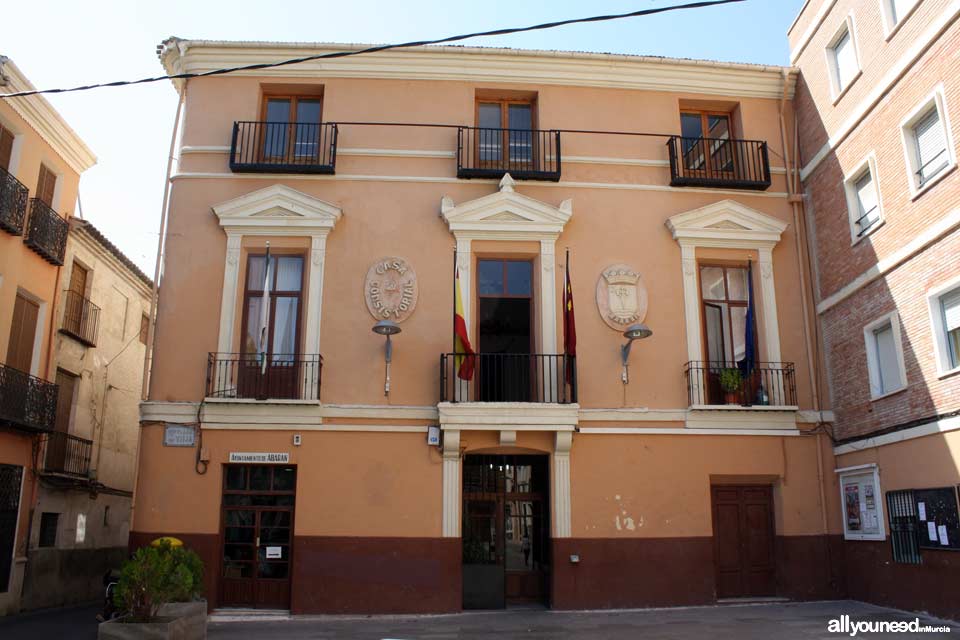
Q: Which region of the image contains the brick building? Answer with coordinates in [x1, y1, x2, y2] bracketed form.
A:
[791, 0, 960, 618]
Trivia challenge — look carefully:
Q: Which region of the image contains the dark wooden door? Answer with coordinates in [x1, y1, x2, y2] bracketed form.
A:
[7, 293, 39, 373]
[221, 465, 296, 610]
[36, 164, 56, 206]
[711, 485, 776, 599]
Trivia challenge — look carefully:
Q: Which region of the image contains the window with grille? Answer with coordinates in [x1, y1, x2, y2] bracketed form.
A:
[886, 490, 921, 564]
[38, 512, 59, 548]
[853, 169, 879, 236]
[913, 108, 949, 186]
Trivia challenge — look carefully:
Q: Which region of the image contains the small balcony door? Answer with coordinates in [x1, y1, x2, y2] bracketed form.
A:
[477, 259, 533, 402]
[477, 99, 535, 168]
[680, 111, 736, 179]
[260, 96, 323, 165]
[699, 264, 757, 404]
[239, 254, 304, 400]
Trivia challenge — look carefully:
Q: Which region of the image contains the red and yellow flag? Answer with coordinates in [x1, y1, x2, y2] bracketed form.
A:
[454, 268, 475, 380]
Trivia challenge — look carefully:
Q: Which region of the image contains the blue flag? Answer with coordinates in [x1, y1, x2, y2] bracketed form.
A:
[738, 261, 755, 377]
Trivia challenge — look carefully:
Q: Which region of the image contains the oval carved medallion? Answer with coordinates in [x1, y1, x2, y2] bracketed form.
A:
[595, 264, 648, 331]
[364, 257, 419, 322]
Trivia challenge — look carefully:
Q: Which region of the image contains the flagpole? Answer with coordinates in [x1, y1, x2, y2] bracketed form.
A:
[452, 247, 457, 355]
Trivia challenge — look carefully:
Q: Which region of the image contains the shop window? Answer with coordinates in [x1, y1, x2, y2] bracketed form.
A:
[838, 466, 885, 541]
[38, 512, 59, 548]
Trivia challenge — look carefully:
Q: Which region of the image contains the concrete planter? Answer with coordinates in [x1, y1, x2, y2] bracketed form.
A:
[98, 616, 186, 640]
[158, 599, 207, 640]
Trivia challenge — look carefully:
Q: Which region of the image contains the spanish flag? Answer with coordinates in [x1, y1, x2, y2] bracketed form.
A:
[454, 267, 475, 380]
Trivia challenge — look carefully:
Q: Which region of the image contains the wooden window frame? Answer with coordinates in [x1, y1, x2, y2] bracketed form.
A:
[474, 94, 538, 170]
[697, 262, 755, 365]
[259, 91, 325, 164]
[239, 253, 306, 358]
[680, 110, 736, 178]
[36, 163, 57, 207]
[0, 123, 14, 172]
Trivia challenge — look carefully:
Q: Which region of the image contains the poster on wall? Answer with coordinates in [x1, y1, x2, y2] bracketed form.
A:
[845, 484, 862, 531]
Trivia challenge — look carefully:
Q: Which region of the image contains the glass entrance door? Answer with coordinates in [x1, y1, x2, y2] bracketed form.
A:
[462, 455, 549, 609]
[220, 465, 296, 609]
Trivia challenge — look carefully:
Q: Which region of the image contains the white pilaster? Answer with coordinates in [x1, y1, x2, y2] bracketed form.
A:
[539, 238, 558, 354]
[442, 429, 461, 538]
[456, 238, 472, 331]
[303, 233, 329, 356]
[757, 247, 782, 363]
[680, 243, 702, 363]
[216, 233, 242, 354]
[553, 431, 573, 538]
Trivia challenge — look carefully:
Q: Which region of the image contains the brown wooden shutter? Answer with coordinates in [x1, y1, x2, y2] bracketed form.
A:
[36, 164, 56, 206]
[54, 369, 77, 434]
[69, 262, 88, 295]
[7, 294, 39, 372]
[0, 125, 13, 172]
[139, 313, 149, 345]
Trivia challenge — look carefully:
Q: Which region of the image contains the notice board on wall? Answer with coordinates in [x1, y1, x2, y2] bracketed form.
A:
[914, 486, 960, 551]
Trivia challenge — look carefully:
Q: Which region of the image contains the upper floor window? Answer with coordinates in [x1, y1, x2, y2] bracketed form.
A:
[901, 87, 956, 195]
[0, 123, 13, 172]
[680, 111, 735, 175]
[699, 264, 753, 365]
[827, 20, 859, 98]
[843, 155, 882, 241]
[881, 0, 920, 35]
[261, 94, 323, 161]
[863, 312, 907, 399]
[242, 253, 304, 357]
[927, 279, 960, 376]
[476, 93, 535, 164]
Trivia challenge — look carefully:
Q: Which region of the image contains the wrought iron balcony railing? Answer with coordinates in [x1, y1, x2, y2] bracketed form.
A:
[0, 166, 29, 236]
[667, 136, 771, 190]
[230, 121, 338, 174]
[684, 361, 797, 408]
[457, 127, 561, 181]
[0, 363, 58, 433]
[40, 431, 92, 477]
[60, 290, 100, 347]
[206, 353, 322, 401]
[24, 198, 68, 265]
[440, 353, 577, 404]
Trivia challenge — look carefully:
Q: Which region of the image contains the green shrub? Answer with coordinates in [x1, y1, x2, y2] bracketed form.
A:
[719, 367, 743, 394]
[114, 541, 203, 622]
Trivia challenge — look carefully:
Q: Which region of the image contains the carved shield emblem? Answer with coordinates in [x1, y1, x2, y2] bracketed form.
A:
[596, 264, 648, 331]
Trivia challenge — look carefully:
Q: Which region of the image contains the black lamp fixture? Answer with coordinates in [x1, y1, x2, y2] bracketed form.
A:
[620, 323, 652, 384]
[372, 320, 402, 396]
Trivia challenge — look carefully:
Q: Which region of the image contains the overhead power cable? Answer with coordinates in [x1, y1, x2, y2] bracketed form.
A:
[1, 0, 744, 99]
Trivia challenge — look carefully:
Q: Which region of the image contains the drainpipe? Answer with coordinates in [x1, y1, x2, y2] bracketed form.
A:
[130, 81, 186, 532]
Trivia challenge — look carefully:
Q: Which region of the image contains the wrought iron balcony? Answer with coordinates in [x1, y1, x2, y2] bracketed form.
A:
[684, 361, 797, 408]
[40, 431, 92, 477]
[457, 127, 561, 181]
[60, 290, 100, 347]
[206, 353, 322, 401]
[0, 363, 58, 433]
[24, 199, 68, 265]
[230, 121, 338, 174]
[440, 353, 577, 404]
[667, 136, 771, 190]
[0, 166, 29, 236]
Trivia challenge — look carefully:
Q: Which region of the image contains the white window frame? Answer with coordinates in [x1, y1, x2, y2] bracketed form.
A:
[926, 274, 960, 379]
[900, 85, 957, 199]
[843, 152, 884, 244]
[824, 14, 861, 102]
[863, 311, 908, 400]
[879, 0, 920, 40]
[836, 464, 886, 541]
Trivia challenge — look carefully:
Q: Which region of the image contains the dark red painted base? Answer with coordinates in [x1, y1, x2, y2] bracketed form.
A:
[776, 534, 846, 601]
[844, 539, 960, 621]
[290, 536, 461, 614]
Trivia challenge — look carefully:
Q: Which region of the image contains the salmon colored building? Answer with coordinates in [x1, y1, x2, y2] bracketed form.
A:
[0, 56, 96, 615]
[791, 0, 960, 620]
[134, 38, 852, 614]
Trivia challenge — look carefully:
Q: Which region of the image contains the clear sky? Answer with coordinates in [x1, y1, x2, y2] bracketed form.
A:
[2, 0, 805, 273]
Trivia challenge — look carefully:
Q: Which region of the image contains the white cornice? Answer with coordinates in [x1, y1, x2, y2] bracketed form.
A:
[0, 57, 96, 174]
[157, 39, 797, 100]
[212, 183, 342, 235]
[665, 198, 789, 248]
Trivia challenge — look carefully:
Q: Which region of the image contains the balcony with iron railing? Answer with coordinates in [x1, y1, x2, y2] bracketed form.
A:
[457, 127, 561, 181]
[0, 363, 58, 433]
[60, 290, 100, 347]
[206, 353, 322, 401]
[0, 166, 30, 236]
[667, 136, 771, 190]
[39, 431, 92, 477]
[440, 353, 577, 404]
[24, 198, 69, 265]
[230, 121, 338, 174]
[684, 361, 797, 409]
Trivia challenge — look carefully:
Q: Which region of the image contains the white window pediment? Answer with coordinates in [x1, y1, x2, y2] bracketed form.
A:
[441, 174, 572, 239]
[212, 184, 342, 236]
[665, 199, 788, 248]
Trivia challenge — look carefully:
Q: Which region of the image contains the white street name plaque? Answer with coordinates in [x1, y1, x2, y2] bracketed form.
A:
[228, 452, 290, 464]
[163, 424, 196, 447]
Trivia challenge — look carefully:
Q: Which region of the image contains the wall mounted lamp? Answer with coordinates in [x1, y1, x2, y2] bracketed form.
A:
[620, 323, 652, 384]
[372, 320, 402, 396]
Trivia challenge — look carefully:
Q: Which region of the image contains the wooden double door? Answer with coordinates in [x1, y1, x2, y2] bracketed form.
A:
[462, 455, 549, 609]
[711, 485, 776, 599]
[220, 465, 296, 609]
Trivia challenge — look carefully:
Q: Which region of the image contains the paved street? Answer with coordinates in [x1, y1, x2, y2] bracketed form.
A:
[0, 600, 955, 639]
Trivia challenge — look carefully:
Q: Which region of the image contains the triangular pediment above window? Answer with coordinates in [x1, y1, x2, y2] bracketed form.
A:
[665, 199, 788, 248]
[212, 184, 342, 234]
[441, 174, 572, 239]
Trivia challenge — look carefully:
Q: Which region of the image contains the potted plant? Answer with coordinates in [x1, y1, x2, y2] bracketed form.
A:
[718, 367, 743, 405]
[98, 540, 205, 640]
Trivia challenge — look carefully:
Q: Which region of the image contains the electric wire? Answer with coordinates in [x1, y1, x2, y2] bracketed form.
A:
[0, 0, 744, 99]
